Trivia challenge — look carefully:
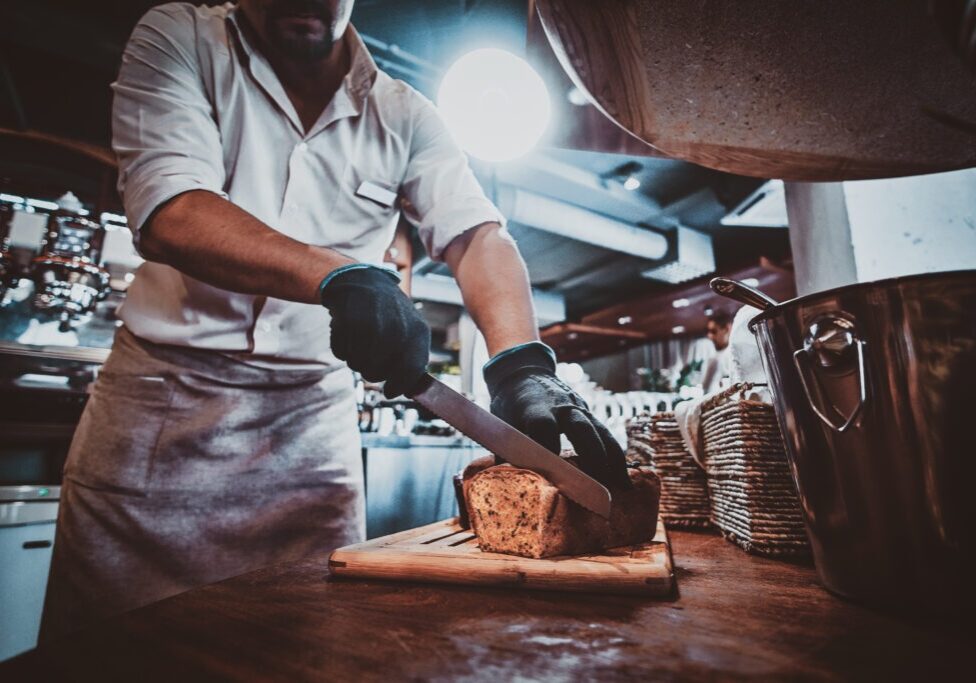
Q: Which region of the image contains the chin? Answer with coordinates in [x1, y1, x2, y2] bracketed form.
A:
[271, 31, 335, 60]
[266, 10, 337, 60]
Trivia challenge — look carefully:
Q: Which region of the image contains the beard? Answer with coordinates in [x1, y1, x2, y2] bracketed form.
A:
[265, 0, 337, 61]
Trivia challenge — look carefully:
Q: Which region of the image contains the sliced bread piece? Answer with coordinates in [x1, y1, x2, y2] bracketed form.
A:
[463, 462, 661, 559]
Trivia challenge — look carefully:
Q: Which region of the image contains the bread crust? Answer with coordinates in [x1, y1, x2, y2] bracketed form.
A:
[463, 463, 661, 559]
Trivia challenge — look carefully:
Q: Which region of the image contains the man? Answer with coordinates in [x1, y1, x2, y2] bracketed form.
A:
[41, 0, 628, 639]
[701, 309, 733, 393]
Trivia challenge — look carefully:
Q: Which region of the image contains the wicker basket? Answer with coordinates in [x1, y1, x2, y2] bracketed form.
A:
[627, 412, 711, 529]
[700, 383, 810, 557]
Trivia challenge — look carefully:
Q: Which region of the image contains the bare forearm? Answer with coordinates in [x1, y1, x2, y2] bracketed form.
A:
[445, 223, 538, 357]
[140, 190, 354, 304]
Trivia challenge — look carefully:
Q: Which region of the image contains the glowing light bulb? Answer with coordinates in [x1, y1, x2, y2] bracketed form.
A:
[437, 48, 551, 163]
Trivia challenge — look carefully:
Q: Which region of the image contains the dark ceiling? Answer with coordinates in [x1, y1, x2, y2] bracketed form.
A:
[0, 0, 786, 327]
[415, 146, 784, 318]
[0, 0, 528, 146]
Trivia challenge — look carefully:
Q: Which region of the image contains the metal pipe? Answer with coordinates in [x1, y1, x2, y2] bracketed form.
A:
[411, 273, 566, 325]
[496, 187, 669, 261]
[359, 33, 440, 75]
[370, 54, 432, 85]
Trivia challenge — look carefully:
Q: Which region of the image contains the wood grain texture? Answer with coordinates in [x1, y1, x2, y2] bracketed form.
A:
[3, 530, 972, 682]
[542, 263, 797, 362]
[536, 0, 658, 151]
[544, 323, 651, 341]
[540, 323, 649, 362]
[525, 0, 665, 157]
[536, 0, 976, 181]
[329, 518, 674, 596]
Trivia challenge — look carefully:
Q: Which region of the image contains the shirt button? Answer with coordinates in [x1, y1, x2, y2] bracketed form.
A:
[297, 142, 308, 152]
[258, 321, 272, 332]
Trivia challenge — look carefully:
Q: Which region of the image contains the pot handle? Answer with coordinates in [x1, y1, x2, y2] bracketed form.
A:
[792, 339, 868, 433]
[710, 277, 778, 310]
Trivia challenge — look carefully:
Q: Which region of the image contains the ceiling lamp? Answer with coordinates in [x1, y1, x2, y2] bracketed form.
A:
[599, 160, 643, 191]
[437, 48, 551, 163]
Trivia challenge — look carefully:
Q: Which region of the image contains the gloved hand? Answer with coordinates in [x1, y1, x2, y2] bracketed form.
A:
[484, 341, 631, 490]
[319, 264, 430, 398]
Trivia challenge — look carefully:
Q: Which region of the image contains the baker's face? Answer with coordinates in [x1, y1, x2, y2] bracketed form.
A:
[240, 0, 355, 61]
[706, 320, 731, 351]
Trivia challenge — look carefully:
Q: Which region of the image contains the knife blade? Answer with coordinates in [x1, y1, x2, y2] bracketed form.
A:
[409, 373, 612, 519]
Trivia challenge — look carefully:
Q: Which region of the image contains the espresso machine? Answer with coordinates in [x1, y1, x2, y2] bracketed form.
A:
[0, 199, 13, 302]
[29, 193, 110, 332]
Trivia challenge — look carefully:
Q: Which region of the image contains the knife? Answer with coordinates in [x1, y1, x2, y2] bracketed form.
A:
[409, 373, 612, 519]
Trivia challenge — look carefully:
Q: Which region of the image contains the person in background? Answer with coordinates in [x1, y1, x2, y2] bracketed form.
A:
[40, 0, 629, 640]
[701, 309, 734, 394]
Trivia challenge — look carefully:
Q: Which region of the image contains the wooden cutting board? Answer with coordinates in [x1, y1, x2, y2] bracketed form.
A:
[328, 517, 674, 597]
[535, 0, 976, 181]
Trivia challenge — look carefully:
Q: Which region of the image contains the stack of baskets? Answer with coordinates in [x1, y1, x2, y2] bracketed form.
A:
[700, 383, 810, 557]
[627, 412, 711, 529]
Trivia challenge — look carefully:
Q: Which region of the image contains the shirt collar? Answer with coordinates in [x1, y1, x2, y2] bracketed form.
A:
[344, 26, 379, 111]
[324, 24, 378, 128]
[225, 6, 378, 135]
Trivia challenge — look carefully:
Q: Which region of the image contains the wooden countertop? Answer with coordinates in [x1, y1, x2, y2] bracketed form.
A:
[5, 529, 971, 681]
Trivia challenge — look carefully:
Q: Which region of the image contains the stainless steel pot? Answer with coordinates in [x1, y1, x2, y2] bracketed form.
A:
[712, 270, 976, 612]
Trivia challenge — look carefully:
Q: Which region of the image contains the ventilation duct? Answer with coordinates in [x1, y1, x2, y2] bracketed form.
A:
[640, 226, 715, 284]
[495, 187, 669, 261]
[720, 180, 788, 228]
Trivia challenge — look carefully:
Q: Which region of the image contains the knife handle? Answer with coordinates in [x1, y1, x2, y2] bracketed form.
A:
[406, 372, 435, 398]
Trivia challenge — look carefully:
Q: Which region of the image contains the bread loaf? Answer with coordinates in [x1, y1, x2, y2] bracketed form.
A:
[462, 457, 661, 559]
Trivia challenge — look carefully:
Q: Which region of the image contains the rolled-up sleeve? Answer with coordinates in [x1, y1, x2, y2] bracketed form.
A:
[111, 4, 227, 248]
[400, 95, 505, 261]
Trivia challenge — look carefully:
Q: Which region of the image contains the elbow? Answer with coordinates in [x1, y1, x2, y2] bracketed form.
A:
[138, 193, 193, 264]
[138, 226, 169, 263]
[444, 221, 508, 271]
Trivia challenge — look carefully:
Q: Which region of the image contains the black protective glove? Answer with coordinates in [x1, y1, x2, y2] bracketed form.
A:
[483, 342, 631, 490]
[320, 265, 430, 398]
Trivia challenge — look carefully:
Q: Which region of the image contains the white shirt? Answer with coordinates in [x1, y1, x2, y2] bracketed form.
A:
[112, 2, 502, 366]
[702, 345, 732, 394]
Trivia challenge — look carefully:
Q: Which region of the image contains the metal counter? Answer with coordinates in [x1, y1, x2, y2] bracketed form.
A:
[361, 433, 487, 539]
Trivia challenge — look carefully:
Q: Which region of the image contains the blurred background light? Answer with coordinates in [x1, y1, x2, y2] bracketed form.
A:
[566, 86, 589, 106]
[437, 48, 551, 163]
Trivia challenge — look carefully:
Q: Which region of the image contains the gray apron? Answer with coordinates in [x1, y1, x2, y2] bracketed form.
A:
[40, 327, 364, 641]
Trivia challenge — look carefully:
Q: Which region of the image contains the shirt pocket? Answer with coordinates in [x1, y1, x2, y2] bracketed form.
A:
[63, 372, 175, 493]
[326, 164, 401, 260]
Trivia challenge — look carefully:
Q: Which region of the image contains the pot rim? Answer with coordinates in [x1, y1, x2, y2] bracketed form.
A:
[746, 268, 976, 331]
